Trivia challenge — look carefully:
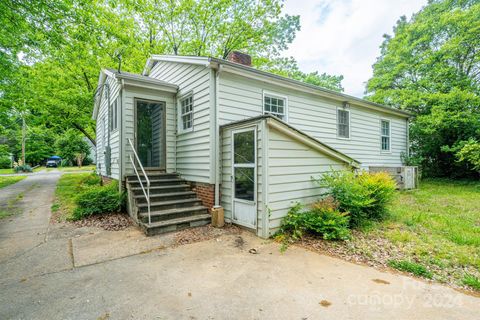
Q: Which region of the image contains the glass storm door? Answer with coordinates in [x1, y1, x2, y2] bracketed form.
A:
[135, 99, 166, 169]
[232, 128, 257, 229]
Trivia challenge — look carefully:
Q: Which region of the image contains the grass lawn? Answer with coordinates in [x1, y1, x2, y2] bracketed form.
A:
[51, 172, 104, 221]
[303, 179, 480, 292]
[0, 176, 26, 189]
[383, 179, 480, 290]
[46, 165, 96, 172]
[0, 168, 15, 174]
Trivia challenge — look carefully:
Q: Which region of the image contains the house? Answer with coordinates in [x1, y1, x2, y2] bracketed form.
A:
[93, 52, 411, 237]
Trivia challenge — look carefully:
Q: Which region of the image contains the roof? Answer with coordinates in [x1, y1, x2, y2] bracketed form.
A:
[92, 69, 178, 120]
[143, 55, 411, 118]
[220, 114, 360, 168]
[104, 68, 178, 89]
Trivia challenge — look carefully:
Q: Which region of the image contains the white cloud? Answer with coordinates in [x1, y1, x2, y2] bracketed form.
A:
[283, 0, 427, 97]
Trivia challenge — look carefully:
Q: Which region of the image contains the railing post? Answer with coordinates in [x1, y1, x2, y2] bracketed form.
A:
[128, 138, 151, 226]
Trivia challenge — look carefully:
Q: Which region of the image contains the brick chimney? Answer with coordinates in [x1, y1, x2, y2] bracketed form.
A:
[227, 51, 252, 67]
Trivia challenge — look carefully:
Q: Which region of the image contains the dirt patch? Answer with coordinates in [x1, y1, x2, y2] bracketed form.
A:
[319, 300, 332, 307]
[174, 224, 241, 246]
[71, 213, 133, 231]
[372, 278, 390, 285]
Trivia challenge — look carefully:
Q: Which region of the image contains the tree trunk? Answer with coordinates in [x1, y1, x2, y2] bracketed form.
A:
[73, 123, 96, 146]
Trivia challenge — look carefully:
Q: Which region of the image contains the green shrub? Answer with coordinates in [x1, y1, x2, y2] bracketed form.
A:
[14, 164, 32, 173]
[279, 200, 350, 241]
[388, 260, 433, 279]
[81, 173, 101, 186]
[72, 181, 123, 220]
[315, 170, 396, 227]
[0, 157, 11, 169]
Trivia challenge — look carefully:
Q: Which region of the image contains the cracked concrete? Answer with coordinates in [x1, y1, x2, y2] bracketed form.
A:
[0, 172, 478, 320]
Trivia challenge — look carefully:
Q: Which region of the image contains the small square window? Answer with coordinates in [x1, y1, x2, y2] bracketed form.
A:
[263, 94, 287, 121]
[179, 95, 193, 132]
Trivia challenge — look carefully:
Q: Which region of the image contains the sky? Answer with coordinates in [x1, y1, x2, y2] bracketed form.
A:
[283, 0, 427, 97]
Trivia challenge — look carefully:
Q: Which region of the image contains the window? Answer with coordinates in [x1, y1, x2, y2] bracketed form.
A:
[263, 93, 287, 120]
[337, 109, 350, 138]
[109, 98, 118, 131]
[381, 119, 391, 152]
[179, 95, 193, 132]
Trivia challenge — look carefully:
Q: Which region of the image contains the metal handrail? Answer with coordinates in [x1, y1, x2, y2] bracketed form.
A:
[128, 138, 151, 225]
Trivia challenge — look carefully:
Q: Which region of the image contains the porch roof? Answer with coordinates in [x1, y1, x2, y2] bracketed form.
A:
[221, 115, 361, 168]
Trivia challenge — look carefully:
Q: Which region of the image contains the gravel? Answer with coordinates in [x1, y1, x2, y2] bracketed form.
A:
[174, 223, 241, 246]
[71, 213, 133, 231]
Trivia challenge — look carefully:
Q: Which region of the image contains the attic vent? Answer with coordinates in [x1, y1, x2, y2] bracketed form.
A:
[227, 51, 252, 67]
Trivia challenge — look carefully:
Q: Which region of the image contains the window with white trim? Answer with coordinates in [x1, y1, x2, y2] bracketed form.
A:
[337, 109, 350, 138]
[381, 119, 391, 151]
[179, 95, 193, 132]
[109, 97, 118, 131]
[263, 94, 286, 120]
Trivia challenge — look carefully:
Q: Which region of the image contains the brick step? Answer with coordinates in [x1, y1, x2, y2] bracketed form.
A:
[134, 191, 197, 203]
[138, 205, 208, 223]
[140, 214, 211, 236]
[137, 198, 203, 213]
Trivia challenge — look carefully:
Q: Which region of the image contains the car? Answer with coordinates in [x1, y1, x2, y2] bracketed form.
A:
[46, 160, 58, 168]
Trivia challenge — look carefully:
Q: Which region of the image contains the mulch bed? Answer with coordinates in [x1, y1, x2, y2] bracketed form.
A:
[174, 223, 242, 246]
[71, 213, 133, 231]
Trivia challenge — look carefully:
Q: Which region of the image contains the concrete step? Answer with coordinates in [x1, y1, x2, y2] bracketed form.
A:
[126, 172, 179, 180]
[138, 205, 208, 223]
[127, 178, 185, 187]
[134, 191, 197, 203]
[140, 214, 211, 236]
[137, 198, 203, 213]
[129, 184, 191, 195]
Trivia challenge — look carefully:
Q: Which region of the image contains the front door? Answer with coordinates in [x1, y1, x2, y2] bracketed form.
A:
[135, 99, 166, 170]
[232, 128, 257, 228]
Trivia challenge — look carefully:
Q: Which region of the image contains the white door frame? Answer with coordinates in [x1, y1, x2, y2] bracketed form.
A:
[231, 126, 257, 229]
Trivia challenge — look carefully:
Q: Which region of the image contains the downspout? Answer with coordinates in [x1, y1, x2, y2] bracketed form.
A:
[119, 79, 125, 192]
[214, 65, 223, 206]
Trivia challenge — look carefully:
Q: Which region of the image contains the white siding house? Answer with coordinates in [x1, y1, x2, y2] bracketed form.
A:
[94, 53, 411, 237]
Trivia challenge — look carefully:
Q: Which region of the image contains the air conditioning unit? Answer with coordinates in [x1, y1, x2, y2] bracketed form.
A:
[369, 166, 419, 190]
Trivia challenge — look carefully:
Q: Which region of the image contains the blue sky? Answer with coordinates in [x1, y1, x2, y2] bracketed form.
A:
[283, 0, 427, 97]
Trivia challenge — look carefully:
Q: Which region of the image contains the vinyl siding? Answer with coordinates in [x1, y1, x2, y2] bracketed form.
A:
[95, 75, 121, 179]
[218, 72, 408, 167]
[122, 86, 176, 176]
[149, 61, 213, 183]
[266, 126, 347, 236]
[221, 119, 265, 237]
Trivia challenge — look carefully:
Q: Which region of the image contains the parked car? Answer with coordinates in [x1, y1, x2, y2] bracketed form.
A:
[46, 160, 58, 168]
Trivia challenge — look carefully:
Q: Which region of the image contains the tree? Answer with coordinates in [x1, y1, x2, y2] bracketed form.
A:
[365, 0, 480, 178]
[55, 129, 91, 166]
[132, 0, 300, 58]
[255, 57, 344, 92]
[24, 126, 56, 166]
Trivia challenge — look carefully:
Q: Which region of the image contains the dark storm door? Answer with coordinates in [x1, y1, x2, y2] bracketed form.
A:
[135, 99, 166, 170]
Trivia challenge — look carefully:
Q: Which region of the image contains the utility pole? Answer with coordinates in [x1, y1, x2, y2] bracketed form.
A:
[22, 101, 26, 165]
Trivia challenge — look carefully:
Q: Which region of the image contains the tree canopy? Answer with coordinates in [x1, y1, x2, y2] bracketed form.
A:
[0, 0, 344, 164]
[366, 0, 480, 178]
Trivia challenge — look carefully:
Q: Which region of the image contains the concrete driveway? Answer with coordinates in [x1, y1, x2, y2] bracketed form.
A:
[0, 172, 478, 320]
